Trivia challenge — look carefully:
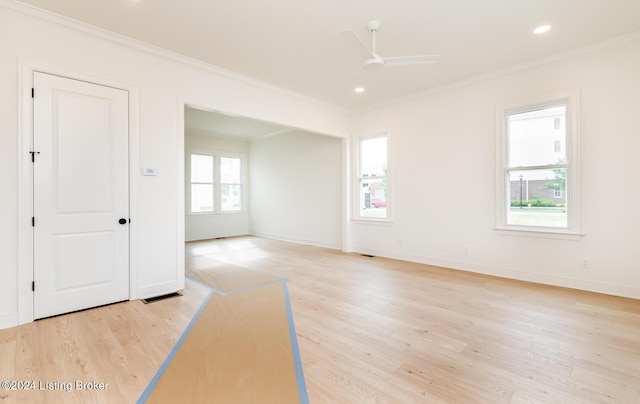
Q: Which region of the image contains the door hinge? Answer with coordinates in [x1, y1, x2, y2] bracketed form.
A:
[31, 88, 34, 98]
[32, 281, 35, 291]
[32, 217, 35, 227]
[29, 151, 40, 162]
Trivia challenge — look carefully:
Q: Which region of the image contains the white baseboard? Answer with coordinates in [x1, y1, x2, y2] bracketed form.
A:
[354, 246, 640, 300]
[0, 313, 18, 331]
[186, 231, 250, 242]
[251, 231, 341, 251]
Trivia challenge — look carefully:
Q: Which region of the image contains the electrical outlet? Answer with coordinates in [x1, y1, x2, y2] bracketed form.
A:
[581, 258, 589, 268]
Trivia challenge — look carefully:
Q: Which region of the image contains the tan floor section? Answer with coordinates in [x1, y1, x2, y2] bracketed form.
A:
[144, 281, 301, 404]
[186, 256, 281, 293]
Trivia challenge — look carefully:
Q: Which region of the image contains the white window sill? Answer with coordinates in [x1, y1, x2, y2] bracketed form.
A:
[352, 218, 392, 226]
[494, 226, 584, 241]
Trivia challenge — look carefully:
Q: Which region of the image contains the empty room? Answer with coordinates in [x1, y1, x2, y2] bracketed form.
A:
[1, 0, 639, 403]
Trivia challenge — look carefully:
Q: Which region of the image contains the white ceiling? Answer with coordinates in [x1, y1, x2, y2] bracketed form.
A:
[16, 0, 640, 111]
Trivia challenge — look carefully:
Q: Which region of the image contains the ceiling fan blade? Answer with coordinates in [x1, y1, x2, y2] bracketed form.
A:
[383, 54, 440, 66]
[338, 65, 365, 83]
[339, 29, 375, 59]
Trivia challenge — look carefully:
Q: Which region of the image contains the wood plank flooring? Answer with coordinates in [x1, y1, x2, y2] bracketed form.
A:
[187, 237, 640, 403]
[1, 235, 639, 403]
[0, 282, 209, 403]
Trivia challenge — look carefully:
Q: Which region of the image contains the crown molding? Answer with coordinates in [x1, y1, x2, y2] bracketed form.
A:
[352, 30, 640, 114]
[5, 0, 639, 116]
[0, 0, 349, 115]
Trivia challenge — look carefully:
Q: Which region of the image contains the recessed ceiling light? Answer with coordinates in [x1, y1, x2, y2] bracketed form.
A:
[534, 25, 552, 34]
[354, 87, 365, 93]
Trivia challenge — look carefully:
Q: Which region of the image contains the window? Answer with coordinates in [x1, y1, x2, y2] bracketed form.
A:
[496, 91, 580, 235]
[220, 156, 242, 211]
[357, 135, 388, 220]
[188, 152, 244, 214]
[190, 153, 214, 213]
[554, 188, 563, 198]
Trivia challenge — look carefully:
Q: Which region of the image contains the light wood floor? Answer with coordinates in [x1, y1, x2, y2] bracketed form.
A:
[1, 236, 639, 403]
[0, 278, 210, 403]
[187, 237, 640, 403]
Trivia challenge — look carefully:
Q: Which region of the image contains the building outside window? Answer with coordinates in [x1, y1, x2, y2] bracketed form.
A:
[554, 188, 563, 199]
[357, 135, 388, 220]
[496, 91, 580, 234]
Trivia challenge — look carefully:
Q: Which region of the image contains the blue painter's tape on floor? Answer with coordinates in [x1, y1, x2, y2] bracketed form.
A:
[139, 275, 307, 403]
[137, 289, 214, 403]
[185, 275, 227, 295]
[282, 280, 309, 404]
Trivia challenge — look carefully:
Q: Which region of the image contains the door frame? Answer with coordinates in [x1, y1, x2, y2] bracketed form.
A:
[17, 59, 140, 325]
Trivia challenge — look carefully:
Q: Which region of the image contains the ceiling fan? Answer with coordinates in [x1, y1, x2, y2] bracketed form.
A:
[340, 20, 440, 78]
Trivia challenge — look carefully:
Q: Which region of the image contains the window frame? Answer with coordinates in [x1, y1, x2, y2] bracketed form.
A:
[354, 133, 390, 222]
[186, 149, 246, 215]
[219, 154, 243, 212]
[495, 90, 582, 238]
[188, 151, 215, 214]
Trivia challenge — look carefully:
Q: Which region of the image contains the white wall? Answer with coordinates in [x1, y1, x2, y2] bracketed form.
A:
[2, 2, 637, 333]
[250, 130, 343, 249]
[0, 2, 349, 330]
[185, 131, 249, 241]
[349, 37, 640, 298]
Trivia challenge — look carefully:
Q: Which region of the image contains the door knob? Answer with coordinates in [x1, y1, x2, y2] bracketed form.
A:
[118, 218, 127, 225]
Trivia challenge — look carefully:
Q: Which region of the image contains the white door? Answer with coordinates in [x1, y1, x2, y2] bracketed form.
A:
[33, 72, 129, 319]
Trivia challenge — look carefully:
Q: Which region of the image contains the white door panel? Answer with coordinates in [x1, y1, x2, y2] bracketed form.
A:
[33, 72, 129, 319]
[55, 231, 115, 290]
[56, 90, 113, 213]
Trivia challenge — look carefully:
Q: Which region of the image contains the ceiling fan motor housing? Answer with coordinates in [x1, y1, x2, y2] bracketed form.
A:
[367, 20, 381, 31]
[364, 56, 385, 69]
